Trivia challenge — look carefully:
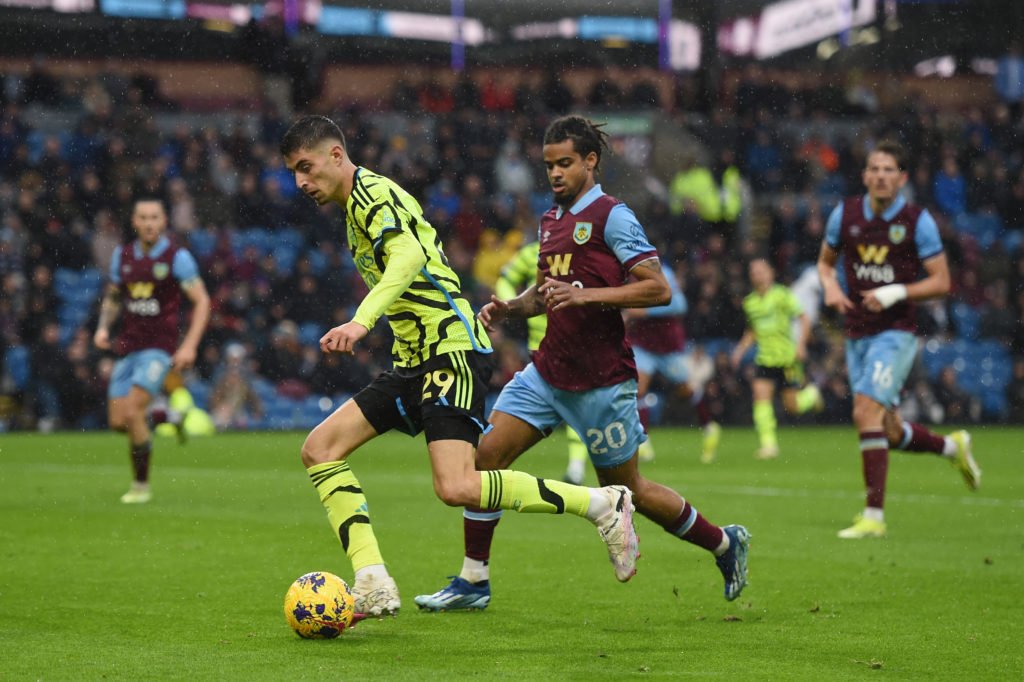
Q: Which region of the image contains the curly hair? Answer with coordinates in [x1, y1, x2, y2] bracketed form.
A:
[543, 115, 611, 172]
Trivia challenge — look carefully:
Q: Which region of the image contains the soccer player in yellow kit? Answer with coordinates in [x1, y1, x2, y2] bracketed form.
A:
[280, 115, 639, 617]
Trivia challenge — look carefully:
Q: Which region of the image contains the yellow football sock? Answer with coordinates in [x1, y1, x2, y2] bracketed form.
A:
[566, 427, 588, 464]
[795, 386, 818, 413]
[479, 470, 590, 517]
[753, 399, 778, 448]
[307, 460, 385, 572]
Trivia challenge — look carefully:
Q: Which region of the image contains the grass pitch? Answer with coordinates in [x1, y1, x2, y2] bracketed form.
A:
[1, 426, 1021, 680]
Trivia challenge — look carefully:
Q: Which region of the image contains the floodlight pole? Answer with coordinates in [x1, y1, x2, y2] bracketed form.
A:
[451, 0, 466, 71]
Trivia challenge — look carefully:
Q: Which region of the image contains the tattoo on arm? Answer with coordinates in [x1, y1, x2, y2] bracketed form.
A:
[97, 291, 121, 331]
[630, 258, 662, 278]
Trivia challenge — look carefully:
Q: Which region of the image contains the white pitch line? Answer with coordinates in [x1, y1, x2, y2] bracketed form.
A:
[702, 484, 1024, 508]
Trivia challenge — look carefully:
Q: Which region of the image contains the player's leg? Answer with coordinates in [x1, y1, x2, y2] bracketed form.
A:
[108, 350, 172, 503]
[302, 379, 406, 617]
[780, 364, 824, 417]
[633, 359, 657, 463]
[425, 444, 638, 590]
[751, 373, 779, 459]
[564, 426, 589, 483]
[416, 363, 642, 611]
[147, 368, 191, 444]
[661, 350, 720, 463]
[593, 452, 750, 601]
[838, 331, 916, 538]
[414, 409, 544, 611]
[884, 408, 981, 490]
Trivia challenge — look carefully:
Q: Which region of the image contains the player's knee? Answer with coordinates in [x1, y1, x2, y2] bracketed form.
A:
[300, 432, 342, 468]
[109, 415, 128, 432]
[432, 476, 474, 507]
[851, 401, 874, 428]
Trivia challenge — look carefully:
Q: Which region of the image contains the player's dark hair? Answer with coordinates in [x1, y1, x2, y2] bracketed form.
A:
[132, 196, 166, 212]
[279, 115, 347, 156]
[543, 115, 610, 171]
[871, 140, 908, 172]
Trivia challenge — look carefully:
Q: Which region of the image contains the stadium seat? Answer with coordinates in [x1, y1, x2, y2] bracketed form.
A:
[54, 268, 79, 298]
[2, 345, 30, 391]
[950, 302, 980, 340]
[298, 322, 322, 347]
[188, 229, 217, 260]
[273, 245, 299, 273]
[306, 248, 328, 275]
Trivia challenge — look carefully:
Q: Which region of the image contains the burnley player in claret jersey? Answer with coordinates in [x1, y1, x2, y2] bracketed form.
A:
[416, 115, 751, 613]
[817, 140, 982, 539]
[93, 198, 210, 504]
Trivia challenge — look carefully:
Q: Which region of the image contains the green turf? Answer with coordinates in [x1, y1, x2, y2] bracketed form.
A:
[1, 426, 1021, 680]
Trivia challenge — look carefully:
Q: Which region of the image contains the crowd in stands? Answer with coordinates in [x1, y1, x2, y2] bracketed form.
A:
[2, 59, 1024, 433]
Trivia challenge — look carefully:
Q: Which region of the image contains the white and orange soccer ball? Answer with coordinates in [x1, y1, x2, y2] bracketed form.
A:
[283, 571, 355, 639]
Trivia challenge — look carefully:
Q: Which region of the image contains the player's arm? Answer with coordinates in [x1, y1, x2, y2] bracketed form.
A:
[93, 283, 122, 350]
[322, 230, 426, 354]
[817, 242, 854, 314]
[817, 202, 854, 314]
[862, 210, 950, 312]
[174, 277, 211, 370]
[795, 312, 811, 362]
[730, 328, 755, 368]
[479, 275, 546, 332]
[540, 257, 670, 312]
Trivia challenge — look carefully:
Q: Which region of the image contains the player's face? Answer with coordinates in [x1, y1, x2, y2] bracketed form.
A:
[749, 259, 773, 290]
[543, 140, 597, 208]
[862, 150, 907, 205]
[284, 141, 344, 205]
[131, 201, 166, 246]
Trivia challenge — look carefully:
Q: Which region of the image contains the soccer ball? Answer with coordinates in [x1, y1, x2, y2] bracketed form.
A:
[283, 571, 355, 639]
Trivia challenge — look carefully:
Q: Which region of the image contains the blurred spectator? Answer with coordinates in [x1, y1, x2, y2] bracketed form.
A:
[994, 42, 1024, 116]
[932, 155, 967, 217]
[934, 366, 978, 424]
[209, 343, 263, 430]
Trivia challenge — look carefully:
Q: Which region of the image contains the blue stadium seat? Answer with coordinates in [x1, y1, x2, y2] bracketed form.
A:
[950, 302, 980, 340]
[276, 227, 305, 251]
[241, 227, 274, 255]
[298, 322, 322, 347]
[186, 379, 211, 410]
[1001, 229, 1023, 252]
[79, 268, 104, 289]
[54, 268, 79, 298]
[188, 229, 217, 260]
[273, 245, 299, 273]
[2, 345, 30, 391]
[306, 248, 328, 275]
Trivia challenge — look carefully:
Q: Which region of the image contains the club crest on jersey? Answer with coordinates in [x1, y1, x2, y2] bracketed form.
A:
[573, 222, 593, 245]
[152, 263, 169, 280]
[888, 224, 907, 244]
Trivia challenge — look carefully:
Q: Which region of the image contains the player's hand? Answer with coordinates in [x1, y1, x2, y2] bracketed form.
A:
[822, 284, 855, 314]
[478, 295, 510, 331]
[796, 344, 808, 362]
[172, 345, 198, 370]
[539, 277, 585, 311]
[93, 328, 110, 350]
[862, 283, 907, 313]
[320, 321, 368, 355]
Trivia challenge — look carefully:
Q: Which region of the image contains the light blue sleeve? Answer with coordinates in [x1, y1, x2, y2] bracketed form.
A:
[605, 203, 657, 266]
[645, 267, 687, 317]
[915, 209, 943, 260]
[108, 248, 122, 285]
[825, 202, 844, 249]
[173, 249, 201, 283]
